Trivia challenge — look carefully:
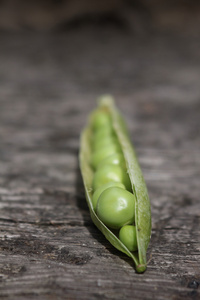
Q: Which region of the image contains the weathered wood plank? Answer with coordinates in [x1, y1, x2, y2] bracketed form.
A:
[0, 28, 200, 300]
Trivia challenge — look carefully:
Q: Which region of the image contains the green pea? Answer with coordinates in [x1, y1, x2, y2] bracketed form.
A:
[92, 135, 119, 151]
[92, 181, 126, 212]
[96, 153, 126, 170]
[92, 127, 116, 146]
[91, 110, 112, 131]
[91, 144, 122, 170]
[92, 164, 132, 191]
[96, 187, 136, 229]
[119, 225, 138, 252]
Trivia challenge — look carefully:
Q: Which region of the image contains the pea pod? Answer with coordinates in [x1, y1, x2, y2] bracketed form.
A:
[79, 95, 151, 273]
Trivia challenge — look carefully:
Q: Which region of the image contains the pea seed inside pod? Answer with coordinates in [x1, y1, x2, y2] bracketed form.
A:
[92, 164, 132, 191]
[96, 152, 126, 170]
[91, 143, 122, 170]
[92, 126, 116, 146]
[91, 110, 112, 131]
[96, 187, 136, 229]
[119, 225, 138, 252]
[92, 181, 126, 212]
[92, 135, 119, 151]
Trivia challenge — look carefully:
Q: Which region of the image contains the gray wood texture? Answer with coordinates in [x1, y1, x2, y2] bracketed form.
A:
[0, 27, 200, 299]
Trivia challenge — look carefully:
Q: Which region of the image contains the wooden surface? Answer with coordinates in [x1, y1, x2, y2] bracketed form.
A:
[0, 27, 200, 299]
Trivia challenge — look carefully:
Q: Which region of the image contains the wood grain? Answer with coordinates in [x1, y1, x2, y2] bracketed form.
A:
[0, 28, 200, 299]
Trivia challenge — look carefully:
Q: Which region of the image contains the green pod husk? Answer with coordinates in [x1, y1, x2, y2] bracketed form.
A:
[79, 95, 151, 273]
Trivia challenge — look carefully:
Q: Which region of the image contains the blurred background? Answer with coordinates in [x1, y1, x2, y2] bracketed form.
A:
[0, 0, 200, 32]
[1, 0, 200, 103]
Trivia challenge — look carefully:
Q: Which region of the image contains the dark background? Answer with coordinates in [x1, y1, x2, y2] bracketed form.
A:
[0, 1, 200, 300]
[0, 0, 200, 33]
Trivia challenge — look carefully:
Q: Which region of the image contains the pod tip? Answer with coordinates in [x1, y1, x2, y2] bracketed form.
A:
[97, 94, 115, 107]
[136, 264, 147, 273]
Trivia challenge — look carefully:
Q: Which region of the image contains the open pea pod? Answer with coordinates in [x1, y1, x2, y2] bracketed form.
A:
[79, 95, 151, 273]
